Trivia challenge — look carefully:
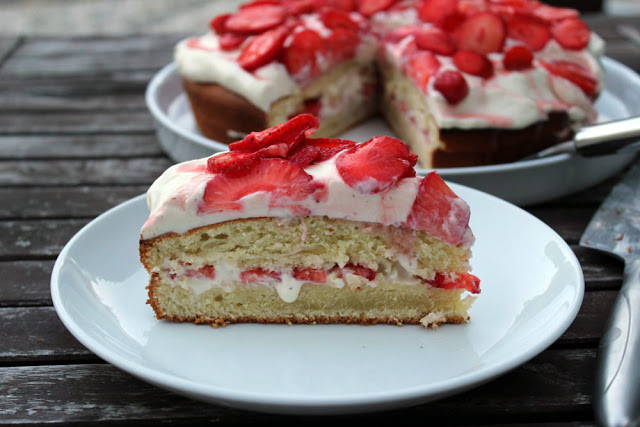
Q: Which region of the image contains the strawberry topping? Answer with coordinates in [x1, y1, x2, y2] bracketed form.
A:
[229, 114, 319, 152]
[414, 27, 457, 56]
[320, 8, 362, 32]
[335, 136, 417, 194]
[238, 25, 288, 71]
[502, 44, 533, 70]
[454, 11, 506, 54]
[403, 51, 441, 91]
[240, 268, 282, 283]
[225, 4, 287, 35]
[453, 50, 494, 78]
[540, 60, 598, 97]
[427, 272, 480, 293]
[418, 0, 463, 31]
[292, 267, 327, 283]
[219, 33, 248, 51]
[210, 14, 231, 35]
[406, 171, 471, 245]
[551, 18, 590, 50]
[531, 4, 579, 22]
[357, 0, 396, 17]
[433, 70, 469, 104]
[199, 158, 321, 213]
[326, 28, 361, 64]
[505, 14, 551, 51]
[281, 29, 327, 78]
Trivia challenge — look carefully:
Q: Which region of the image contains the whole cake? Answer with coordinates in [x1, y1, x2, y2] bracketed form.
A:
[139, 115, 480, 328]
[175, 0, 605, 168]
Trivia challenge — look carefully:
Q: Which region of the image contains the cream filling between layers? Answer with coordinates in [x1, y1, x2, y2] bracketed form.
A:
[155, 258, 435, 303]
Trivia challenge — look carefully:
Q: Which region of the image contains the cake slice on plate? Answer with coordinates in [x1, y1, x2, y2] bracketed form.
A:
[140, 115, 480, 328]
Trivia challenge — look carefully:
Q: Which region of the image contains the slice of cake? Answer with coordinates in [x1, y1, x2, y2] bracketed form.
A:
[173, 0, 604, 168]
[139, 115, 480, 329]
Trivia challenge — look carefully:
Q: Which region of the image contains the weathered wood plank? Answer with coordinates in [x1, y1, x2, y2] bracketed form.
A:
[12, 35, 183, 57]
[560, 291, 616, 346]
[0, 349, 596, 424]
[0, 91, 146, 112]
[0, 261, 55, 306]
[0, 111, 154, 134]
[0, 158, 171, 186]
[0, 135, 162, 159]
[0, 220, 89, 258]
[0, 186, 147, 219]
[573, 246, 624, 290]
[0, 36, 21, 65]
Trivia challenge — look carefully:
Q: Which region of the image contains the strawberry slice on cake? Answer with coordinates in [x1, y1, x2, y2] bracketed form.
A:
[140, 115, 479, 329]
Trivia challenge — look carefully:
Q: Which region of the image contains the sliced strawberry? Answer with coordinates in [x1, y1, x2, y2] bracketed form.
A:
[384, 25, 420, 43]
[292, 267, 327, 283]
[326, 28, 360, 64]
[551, 18, 590, 50]
[219, 33, 248, 51]
[433, 70, 469, 104]
[403, 51, 441, 91]
[338, 264, 377, 281]
[317, 0, 356, 11]
[540, 60, 598, 97]
[199, 158, 320, 213]
[405, 171, 471, 245]
[320, 8, 361, 32]
[198, 265, 217, 280]
[281, 29, 326, 78]
[414, 27, 457, 56]
[239, 0, 282, 9]
[283, 0, 316, 15]
[225, 4, 286, 35]
[427, 272, 480, 293]
[531, 4, 579, 23]
[240, 268, 281, 283]
[238, 25, 288, 71]
[357, 0, 395, 17]
[418, 0, 463, 31]
[307, 137, 356, 163]
[502, 44, 533, 70]
[287, 145, 322, 168]
[207, 151, 262, 175]
[457, 0, 487, 16]
[229, 114, 320, 152]
[506, 14, 551, 51]
[453, 50, 493, 78]
[455, 11, 506, 54]
[335, 136, 417, 194]
[210, 14, 231, 35]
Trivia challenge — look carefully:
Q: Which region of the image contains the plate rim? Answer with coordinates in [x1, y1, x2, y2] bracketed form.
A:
[50, 184, 585, 413]
[145, 56, 635, 178]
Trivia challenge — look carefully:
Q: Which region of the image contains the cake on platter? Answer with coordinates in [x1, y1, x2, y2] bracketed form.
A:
[139, 115, 480, 329]
[174, 0, 605, 168]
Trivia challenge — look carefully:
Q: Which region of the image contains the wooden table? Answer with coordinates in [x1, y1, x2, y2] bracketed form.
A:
[1, 14, 639, 426]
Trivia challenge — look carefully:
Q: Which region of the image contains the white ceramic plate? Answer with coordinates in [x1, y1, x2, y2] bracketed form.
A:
[51, 184, 584, 415]
[146, 57, 639, 206]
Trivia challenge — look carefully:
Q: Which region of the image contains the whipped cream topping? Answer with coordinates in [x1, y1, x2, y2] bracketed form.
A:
[141, 153, 473, 248]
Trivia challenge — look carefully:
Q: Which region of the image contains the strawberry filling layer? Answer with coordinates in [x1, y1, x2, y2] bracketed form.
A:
[160, 261, 480, 303]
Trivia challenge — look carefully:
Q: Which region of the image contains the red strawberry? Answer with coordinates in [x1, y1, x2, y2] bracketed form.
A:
[418, 0, 463, 31]
[384, 25, 421, 43]
[210, 14, 231, 35]
[307, 137, 356, 163]
[453, 50, 493, 78]
[540, 60, 598, 97]
[505, 14, 551, 51]
[292, 267, 327, 283]
[239, 0, 282, 9]
[198, 265, 217, 280]
[433, 70, 469, 104]
[337, 264, 377, 281]
[207, 151, 263, 175]
[238, 25, 288, 71]
[551, 18, 590, 50]
[283, 0, 316, 15]
[405, 171, 471, 245]
[335, 136, 417, 194]
[240, 268, 281, 283]
[219, 33, 248, 51]
[229, 114, 319, 152]
[428, 272, 480, 293]
[414, 27, 457, 56]
[225, 4, 286, 35]
[455, 11, 506, 54]
[502, 44, 533, 70]
[281, 29, 326, 78]
[326, 28, 361, 64]
[403, 51, 441, 91]
[199, 158, 320, 213]
[531, 5, 578, 23]
[287, 145, 322, 168]
[316, 0, 356, 11]
[357, 0, 395, 17]
[320, 8, 361, 32]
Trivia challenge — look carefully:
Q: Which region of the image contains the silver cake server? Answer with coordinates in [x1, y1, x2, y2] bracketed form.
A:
[524, 115, 640, 160]
[580, 160, 640, 427]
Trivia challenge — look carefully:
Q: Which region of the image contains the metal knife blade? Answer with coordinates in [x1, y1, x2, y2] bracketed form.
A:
[580, 160, 640, 427]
